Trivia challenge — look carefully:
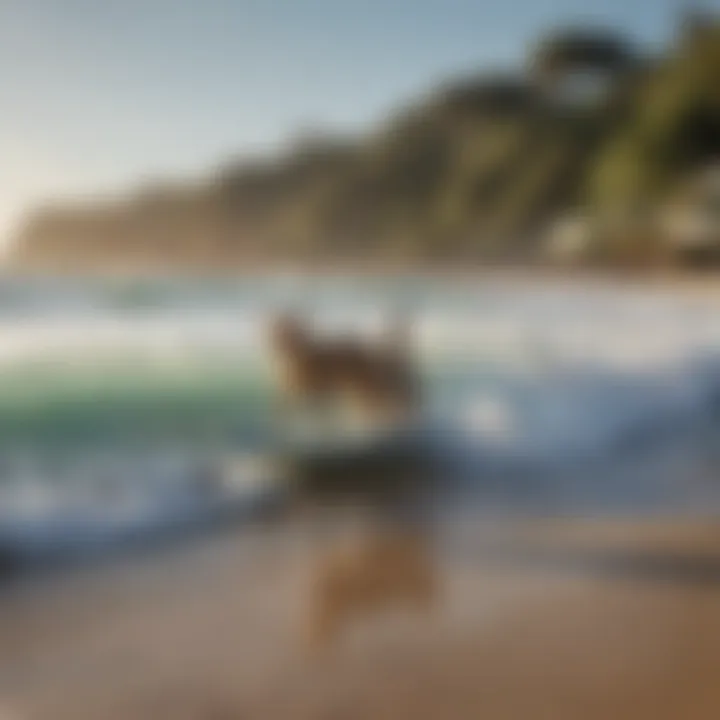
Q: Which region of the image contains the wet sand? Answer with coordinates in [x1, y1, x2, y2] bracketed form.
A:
[2, 517, 720, 719]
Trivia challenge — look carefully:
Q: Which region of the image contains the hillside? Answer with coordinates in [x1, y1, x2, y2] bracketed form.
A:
[9, 15, 720, 270]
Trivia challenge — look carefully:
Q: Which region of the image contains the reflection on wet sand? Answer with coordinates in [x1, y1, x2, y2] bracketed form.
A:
[288, 449, 442, 648]
[305, 520, 438, 647]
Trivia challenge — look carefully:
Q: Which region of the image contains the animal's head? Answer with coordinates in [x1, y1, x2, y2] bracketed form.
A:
[268, 313, 308, 357]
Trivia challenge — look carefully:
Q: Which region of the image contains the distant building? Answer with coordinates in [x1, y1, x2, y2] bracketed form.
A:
[544, 214, 596, 263]
[659, 164, 720, 266]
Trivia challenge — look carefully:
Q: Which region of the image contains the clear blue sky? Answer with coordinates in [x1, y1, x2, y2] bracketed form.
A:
[0, 0, 691, 242]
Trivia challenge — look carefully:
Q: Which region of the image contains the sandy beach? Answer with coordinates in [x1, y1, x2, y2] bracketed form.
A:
[2, 516, 720, 720]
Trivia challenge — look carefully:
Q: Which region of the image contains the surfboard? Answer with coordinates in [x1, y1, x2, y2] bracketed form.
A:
[274, 407, 426, 472]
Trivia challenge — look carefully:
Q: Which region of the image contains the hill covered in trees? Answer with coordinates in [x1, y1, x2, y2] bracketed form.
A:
[10, 14, 720, 270]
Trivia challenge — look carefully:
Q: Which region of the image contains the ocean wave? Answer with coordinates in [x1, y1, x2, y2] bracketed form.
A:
[0, 277, 720, 564]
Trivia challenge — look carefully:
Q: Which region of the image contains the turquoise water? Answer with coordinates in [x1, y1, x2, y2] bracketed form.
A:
[0, 363, 271, 448]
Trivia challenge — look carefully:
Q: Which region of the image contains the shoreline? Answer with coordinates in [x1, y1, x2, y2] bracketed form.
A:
[3, 262, 720, 293]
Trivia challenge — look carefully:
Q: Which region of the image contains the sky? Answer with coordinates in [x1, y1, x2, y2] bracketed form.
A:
[0, 0, 696, 245]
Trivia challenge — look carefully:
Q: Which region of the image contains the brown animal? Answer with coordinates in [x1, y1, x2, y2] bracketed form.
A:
[268, 313, 419, 422]
[305, 525, 437, 647]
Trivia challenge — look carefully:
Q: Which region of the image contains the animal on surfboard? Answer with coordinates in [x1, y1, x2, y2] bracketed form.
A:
[268, 313, 420, 422]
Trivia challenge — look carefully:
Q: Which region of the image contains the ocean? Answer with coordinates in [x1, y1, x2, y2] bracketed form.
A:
[1, 273, 720, 569]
